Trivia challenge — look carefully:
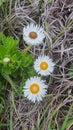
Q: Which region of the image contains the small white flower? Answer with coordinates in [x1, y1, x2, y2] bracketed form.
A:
[3, 57, 10, 63]
[23, 76, 47, 103]
[23, 23, 45, 46]
[34, 55, 55, 76]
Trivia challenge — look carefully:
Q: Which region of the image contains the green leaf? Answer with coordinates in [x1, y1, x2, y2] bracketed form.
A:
[0, 46, 7, 58]
[68, 66, 73, 77]
[0, 32, 6, 44]
[0, 32, 19, 53]
[3, 36, 19, 53]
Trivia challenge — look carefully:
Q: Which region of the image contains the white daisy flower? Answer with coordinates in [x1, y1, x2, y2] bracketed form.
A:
[23, 23, 45, 46]
[3, 57, 10, 63]
[23, 76, 47, 103]
[34, 55, 55, 76]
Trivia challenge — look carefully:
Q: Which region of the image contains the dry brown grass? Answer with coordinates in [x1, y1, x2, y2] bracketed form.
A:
[0, 0, 73, 130]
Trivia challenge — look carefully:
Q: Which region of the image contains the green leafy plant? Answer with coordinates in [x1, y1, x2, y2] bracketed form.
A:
[0, 32, 35, 95]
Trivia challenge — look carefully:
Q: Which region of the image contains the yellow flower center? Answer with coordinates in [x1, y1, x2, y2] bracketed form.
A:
[30, 83, 40, 94]
[29, 32, 37, 39]
[40, 61, 48, 70]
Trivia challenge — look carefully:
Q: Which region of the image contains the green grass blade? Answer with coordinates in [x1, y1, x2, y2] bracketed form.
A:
[9, 0, 13, 17]
[0, 123, 9, 127]
[10, 105, 13, 130]
[60, 103, 73, 130]
[66, 119, 73, 130]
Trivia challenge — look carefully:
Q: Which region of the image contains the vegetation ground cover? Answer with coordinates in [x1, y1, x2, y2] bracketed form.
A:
[0, 0, 73, 130]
